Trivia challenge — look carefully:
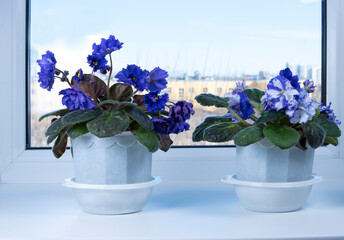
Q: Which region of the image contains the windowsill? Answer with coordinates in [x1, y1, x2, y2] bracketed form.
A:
[0, 180, 344, 240]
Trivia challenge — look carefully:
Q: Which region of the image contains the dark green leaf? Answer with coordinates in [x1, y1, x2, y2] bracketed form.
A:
[52, 131, 68, 159]
[73, 74, 106, 97]
[203, 122, 242, 142]
[124, 105, 153, 130]
[255, 110, 285, 125]
[263, 124, 300, 149]
[47, 133, 58, 145]
[249, 100, 264, 113]
[302, 121, 326, 149]
[195, 93, 229, 108]
[39, 109, 71, 122]
[61, 109, 101, 126]
[45, 118, 64, 137]
[131, 124, 161, 152]
[159, 134, 173, 152]
[314, 113, 341, 138]
[193, 116, 232, 142]
[109, 83, 133, 102]
[67, 122, 89, 139]
[244, 88, 265, 103]
[233, 125, 264, 146]
[97, 100, 137, 108]
[86, 110, 130, 138]
[324, 136, 339, 146]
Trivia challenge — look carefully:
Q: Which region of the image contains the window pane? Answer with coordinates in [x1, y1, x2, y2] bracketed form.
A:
[29, 0, 322, 147]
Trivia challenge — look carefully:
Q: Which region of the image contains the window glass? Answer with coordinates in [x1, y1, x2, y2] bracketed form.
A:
[29, 0, 322, 147]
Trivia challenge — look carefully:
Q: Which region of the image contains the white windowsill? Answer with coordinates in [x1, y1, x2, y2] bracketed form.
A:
[0, 180, 343, 240]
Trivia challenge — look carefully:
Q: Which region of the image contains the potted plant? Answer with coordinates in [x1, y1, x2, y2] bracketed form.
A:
[193, 68, 341, 212]
[37, 35, 194, 214]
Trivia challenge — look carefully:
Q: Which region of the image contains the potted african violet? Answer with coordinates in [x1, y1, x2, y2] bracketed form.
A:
[193, 68, 341, 212]
[37, 35, 194, 214]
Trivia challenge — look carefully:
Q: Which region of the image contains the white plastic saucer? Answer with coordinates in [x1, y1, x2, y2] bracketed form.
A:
[222, 174, 323, 213]
[63, 176, 161, 215]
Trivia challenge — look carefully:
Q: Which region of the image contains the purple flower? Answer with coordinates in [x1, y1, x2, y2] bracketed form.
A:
[152, 117, 190, 135]
[169, 101, 195, 121]
[73, 69, 83, 84]
[285, 89, 318, 124]
[280, 67, 301, 91]
[144, 92, 169, 113]
[100, 35, 123, 55]
[263, 74, 299, 111]
[232, 80, 247, 94]
[303, 79, 316, 93]
[59, 86, 96, 110]
[37, 50, 57, 91]
[320, 102, 341, 125]
[87, 54, 108, 72]
[115, 64, 148, 91]
[224, 92, 254, 121]
[146, 67, 168, 92]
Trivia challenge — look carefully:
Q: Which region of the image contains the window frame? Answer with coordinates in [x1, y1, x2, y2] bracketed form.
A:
[0, 0, 343, 183]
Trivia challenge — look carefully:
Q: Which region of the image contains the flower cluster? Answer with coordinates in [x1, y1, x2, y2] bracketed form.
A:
[59, 86, 96, 110]
[320, 102, 341, 125]
[37, 51, 57, 91]
[261, 68, 321, 124]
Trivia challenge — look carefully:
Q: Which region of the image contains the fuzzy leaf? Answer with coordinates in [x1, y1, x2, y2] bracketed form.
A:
[52, 131, 68, 159]
[39, 109, 70, 122]
[73, 74, 106, 97]
[61, 109, 101, 126]
[244, 88, 265, 103]
[324, 136, 339, 146]
[314, 113, 341, 138]
[124, 105, 153, 130]
[45, 118, 64, 137]
[263, 124, 300, 149]
[86, 110, 130, 138]
[67, 122, 89, 139]
[97, 100, 137, 108]
[203, 122, 242, 142]
[255, 110, 285, 125]
[131, 124, 161, 152]
[47, 133, 58, 145]
[109, 83, 133, 102]
[233, 125, 264, 146]
[193, 116, 232, 142]
[195, 93, 229, 108]
[302, 121, 326, 149]
[159, 135, 173, 152]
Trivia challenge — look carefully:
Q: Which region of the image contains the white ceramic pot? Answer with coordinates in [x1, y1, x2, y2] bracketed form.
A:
[72, 132, 152, 184]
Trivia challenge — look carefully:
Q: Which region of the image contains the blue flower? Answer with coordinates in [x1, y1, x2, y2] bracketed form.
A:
[144, 92, 169, 113]
[169, 101, 195, 121]
[285, 89, 318, 124]
[320, 102, 341, 125]
[152, 117, 190, 135]
[59, 86, 96, 110]
[115, 64, 148, 91]
[303, 79, 316, 93]
[87, 54, 108, 72]
[146, 67, 168, 92]
[263, 75, 299, 111]
[224, 92, 254, 121]
[100, 35, 123, 55]
[232, 80, 247, 94]
[280, 67, 301, 91]
[73, 68, 83, 84]
[37, 50, 57, 91]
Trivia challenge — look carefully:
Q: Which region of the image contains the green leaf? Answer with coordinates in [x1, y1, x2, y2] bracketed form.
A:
[73, 74, 106, 97]
[86, 110, 130, 138]
[109, 83, 133, 102]
[45, 118, 65, 137]
[61, 109, 101, 126]
[159, 134, 173, 152]
[255, 110, 285, 125]
[263, 124, 300, 149]
[249, 100, 264, 113]
[47, 133, 58, 145]
[123, 105, 154, 130]
[314, 113, 341, 138]
[203, 122, 242, 142]
[244, 88, 265, 103]
[97, 100, 137, 108]
[195, 93, 229, 108]
[39, 109, 71, 122]
[301, 121, 326, 149]
[67, 122, 89, 139]
[324, 136, 339, 146]
[192, 116, 232, 142]
[131, 124, 161, 152]
[233, 125, 264, 146]
[52, 131, 68, 159]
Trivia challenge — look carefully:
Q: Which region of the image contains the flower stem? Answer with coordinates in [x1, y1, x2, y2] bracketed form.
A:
[55, 68, 72, 87]
[226, 107, 251, 127]
[107, 54, 113, 100]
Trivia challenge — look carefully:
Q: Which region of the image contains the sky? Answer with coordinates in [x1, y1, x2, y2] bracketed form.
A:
[31, 0, 321, 77]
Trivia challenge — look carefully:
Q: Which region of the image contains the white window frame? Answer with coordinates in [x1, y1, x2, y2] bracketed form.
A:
[0, 0, 343, 183]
